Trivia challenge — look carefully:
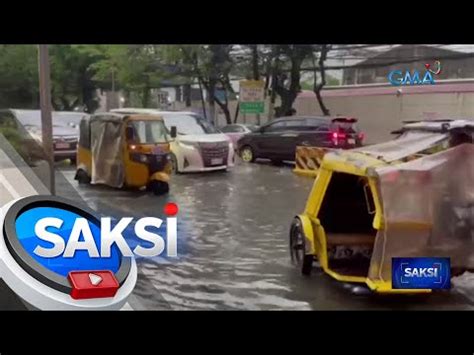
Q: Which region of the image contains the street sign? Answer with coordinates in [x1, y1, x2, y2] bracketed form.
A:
[239, 80, 265, 114]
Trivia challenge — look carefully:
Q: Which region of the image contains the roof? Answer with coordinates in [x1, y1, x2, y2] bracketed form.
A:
[398, 119, 474, 133]
[297, 80, 474, 98]
[91, 112, 164, 123]
[338, 45, 474, 68]
[271, 115, 357, 122]
[110, 108, 196, 116]
[2, 109, 88, 127]
[353, 132, 449, 162]
[319, 132, 451, 176]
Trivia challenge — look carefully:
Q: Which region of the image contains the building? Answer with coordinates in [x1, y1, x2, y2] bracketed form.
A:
[294, 80, 474, 143]
[343, 45, 474, 85]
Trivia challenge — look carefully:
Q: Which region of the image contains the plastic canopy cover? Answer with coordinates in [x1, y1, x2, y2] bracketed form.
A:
[368, 143, 474, 284]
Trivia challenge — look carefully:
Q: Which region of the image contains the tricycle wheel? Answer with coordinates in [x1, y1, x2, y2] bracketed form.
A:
[290, 217, 313, 276]
[150, 181, 169, 195]
[75, 169, 91, 184]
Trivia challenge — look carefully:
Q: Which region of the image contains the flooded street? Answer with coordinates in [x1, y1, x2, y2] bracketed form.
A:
[57, 161, 474, 310]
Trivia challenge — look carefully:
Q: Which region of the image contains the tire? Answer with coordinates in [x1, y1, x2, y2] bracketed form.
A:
[75, 169, 91, 184]
[169, 153, 180, 174]
[240, 145, 255, 163]
[150, 181, 169, 195]
[289, 217, 313, 276]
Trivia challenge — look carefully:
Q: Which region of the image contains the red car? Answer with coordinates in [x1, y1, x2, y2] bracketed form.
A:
[220, 124, 259, 149]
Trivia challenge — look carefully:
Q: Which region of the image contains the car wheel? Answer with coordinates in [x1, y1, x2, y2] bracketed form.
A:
[150, 181, 169, 195]
[289, 217, 313, 276]
[240, 145, 255, 163]
[75, 169, 91, 185]
[169, 153, 180, 174]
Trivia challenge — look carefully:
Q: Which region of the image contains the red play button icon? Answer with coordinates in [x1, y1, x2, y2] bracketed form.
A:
[68, 270, 119, 300]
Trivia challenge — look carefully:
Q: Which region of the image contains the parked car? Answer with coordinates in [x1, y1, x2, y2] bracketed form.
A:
[220, 124, 259, 148]
[237, 116, 364, 164]
[111, 108, 234, 173]
[0, 109, 87, 164]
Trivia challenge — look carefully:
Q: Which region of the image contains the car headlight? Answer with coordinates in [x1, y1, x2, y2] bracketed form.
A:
[179, 140, 198, 149]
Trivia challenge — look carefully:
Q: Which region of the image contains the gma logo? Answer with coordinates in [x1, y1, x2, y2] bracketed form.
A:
[388, 70, 435, 86]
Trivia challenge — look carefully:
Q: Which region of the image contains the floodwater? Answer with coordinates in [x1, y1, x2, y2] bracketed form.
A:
[57, 160, 474, 310]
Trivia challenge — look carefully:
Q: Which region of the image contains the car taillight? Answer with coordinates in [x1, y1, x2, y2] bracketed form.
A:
[331, 132, 346, 140]
[358, 132, 365, 141]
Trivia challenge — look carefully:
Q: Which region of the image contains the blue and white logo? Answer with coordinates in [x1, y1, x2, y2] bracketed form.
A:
[2, 195, 132, 293]
[392, 257, 450, 289]
[0, 195, 139, 310]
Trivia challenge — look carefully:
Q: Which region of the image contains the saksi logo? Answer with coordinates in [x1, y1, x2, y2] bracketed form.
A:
[388, 60, 442, 86]
[34, 215, 177, 258]
[403, 266, 439, 278]
[18, 202, 180, 259]
[392, 257, 450, 289]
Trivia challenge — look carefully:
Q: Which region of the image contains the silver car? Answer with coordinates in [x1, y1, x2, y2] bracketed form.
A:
[0, 109, 87, 164]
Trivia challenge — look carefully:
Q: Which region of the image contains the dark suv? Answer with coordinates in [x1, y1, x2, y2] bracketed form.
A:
[237, 116, 364, 163]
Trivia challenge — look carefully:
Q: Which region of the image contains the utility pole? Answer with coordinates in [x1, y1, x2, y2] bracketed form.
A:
[111, 65, 116, 109]
[38, 45, 55, 195]
[252, 44, 261, 125]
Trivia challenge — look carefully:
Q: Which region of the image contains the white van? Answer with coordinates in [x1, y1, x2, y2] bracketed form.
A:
[111, 109, 234, 173]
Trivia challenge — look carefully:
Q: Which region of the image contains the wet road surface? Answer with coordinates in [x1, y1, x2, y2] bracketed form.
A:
[58, 160, 474, 310]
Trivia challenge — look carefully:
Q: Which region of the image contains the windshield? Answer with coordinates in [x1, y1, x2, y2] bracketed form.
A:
[330, 121, 359, 133]
[162, 114, 219, 135]
[130, 120, 168, 144]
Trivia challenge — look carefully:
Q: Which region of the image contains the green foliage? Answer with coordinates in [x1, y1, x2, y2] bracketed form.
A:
[0, 45, 39, 109]
[0, 44, 334, 116]
[50, 45, 101, 112]
[0, 45, 101, 112]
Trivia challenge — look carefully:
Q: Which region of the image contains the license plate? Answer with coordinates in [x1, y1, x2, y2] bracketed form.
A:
[348, 138, 355, 145]
[152, 146, 164, 154]
[55, 143, 70, 149]
[211, 158, 223, 165]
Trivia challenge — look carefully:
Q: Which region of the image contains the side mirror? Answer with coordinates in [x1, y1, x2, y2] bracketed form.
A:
[170, 126, 177, 138]
[259, 127, 265, 134]
[125, 126, 134, 141]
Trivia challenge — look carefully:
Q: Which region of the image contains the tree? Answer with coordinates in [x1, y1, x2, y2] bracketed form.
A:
[312, 44, 332, 116]
[0, 45, 39, 109]
[201, 45, 235, 125]
[163, 45, 236, 125]
[0, 45, 101, 112]
[269, 45, 313, 117]
[50, 45, 101, 112]
[85, 45, 166, 108]
[162, 45, 207, 115]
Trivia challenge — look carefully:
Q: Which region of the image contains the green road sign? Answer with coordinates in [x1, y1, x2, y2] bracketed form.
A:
[240, 101, 265, 114]
[239, 80, 265, 114]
